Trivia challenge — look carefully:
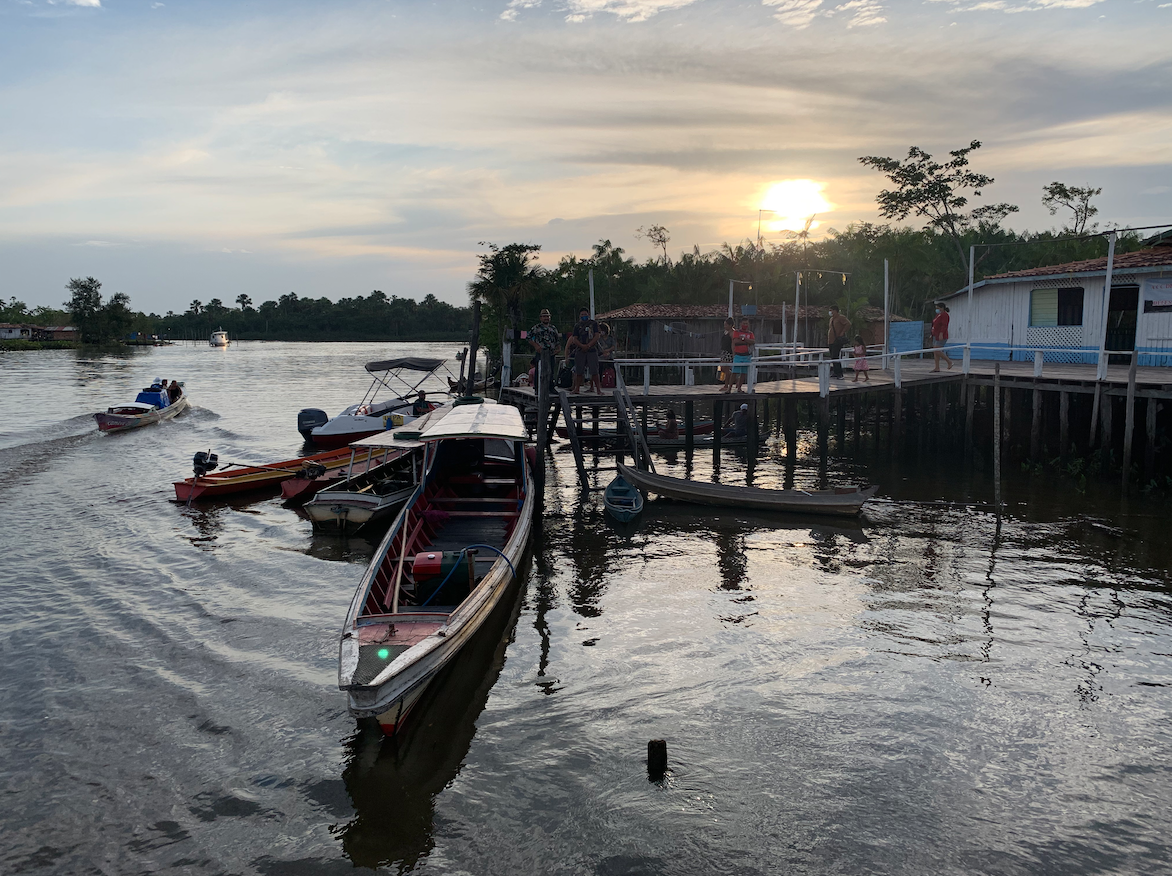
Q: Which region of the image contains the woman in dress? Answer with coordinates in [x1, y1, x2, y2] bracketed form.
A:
[851, 335, 869, 383]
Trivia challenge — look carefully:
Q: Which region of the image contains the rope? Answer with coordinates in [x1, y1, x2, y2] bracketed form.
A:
[416, 543, 517, 608]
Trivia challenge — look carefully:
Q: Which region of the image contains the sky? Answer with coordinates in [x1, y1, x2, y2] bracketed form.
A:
[1, 0, 1169, 314]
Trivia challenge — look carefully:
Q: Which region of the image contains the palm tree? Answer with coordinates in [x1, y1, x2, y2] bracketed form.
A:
[236, 294, 252, 310]
[188, 300, 202, 316]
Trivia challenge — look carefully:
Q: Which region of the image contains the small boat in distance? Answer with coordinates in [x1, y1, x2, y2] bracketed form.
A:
[95, 380, 189, 433]
[210, 329, 229, 347]
[603, 475, 643, 522]
[616, 462, 876, 517]
[338, 402, 534, 736]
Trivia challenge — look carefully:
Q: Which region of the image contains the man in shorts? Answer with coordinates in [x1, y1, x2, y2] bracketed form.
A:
[528, 308, 561, 388]
[565, 306, 600, 395]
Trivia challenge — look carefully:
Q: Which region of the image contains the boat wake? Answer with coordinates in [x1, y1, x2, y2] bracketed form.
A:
[0, 413, 96, 455]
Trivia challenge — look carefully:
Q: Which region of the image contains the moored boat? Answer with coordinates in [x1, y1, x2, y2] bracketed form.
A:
[617, 462, 876, 516]
[173, 445, 355, 502]
[210, 328, 229, 347]
[307, 357, 448, 448]
[338, 402, 533, 736]
[603, 475, 643, 522]
[95, 380, 189, 433]
[303, 435, 422, 533]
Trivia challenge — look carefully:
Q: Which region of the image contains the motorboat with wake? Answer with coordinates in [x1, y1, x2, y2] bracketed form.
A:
[95, 379, 189, 433]
[338, 401, 533, 736]
[303, 435, 422, 533]
[299, 357, 450, 448]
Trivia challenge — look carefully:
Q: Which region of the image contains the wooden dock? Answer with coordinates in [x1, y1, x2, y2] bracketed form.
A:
[502, 355, 1172, 495]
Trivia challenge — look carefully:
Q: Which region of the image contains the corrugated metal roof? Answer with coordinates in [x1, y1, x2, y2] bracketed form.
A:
[984, 248, 1172, 280]
[597, 304, 827, 320]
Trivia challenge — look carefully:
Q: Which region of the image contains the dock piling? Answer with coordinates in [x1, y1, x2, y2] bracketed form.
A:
[994, 363, 1002, 509]
[1123, 351, 1138, 490]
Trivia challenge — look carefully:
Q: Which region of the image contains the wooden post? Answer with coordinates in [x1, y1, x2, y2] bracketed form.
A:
[1101, 391, 1113, 468]
[1002, 385, 1012, 462]
[559, 391, 589, 491]
[713, 400, 723, 466]
[1122, 350, 1138, 490]
[747, 400, 758, 478]
[534, 351, 550, 500]
[852, 394, 861, 451]
[835, 398, 846, 451]
[1059, 391, 1070, 461]
[685, 400, 694, 455]
[964, 380, 975, 460]
[762, 396, 771, 433]
[994, 363, 1002, 509]
[1089, 382, 1102, 448]
[1031, 387, 1042, 461]
[783, 398, 797, 461]
[818, 396, 830, 461]
[1145, 397, 1158, 482]
[892, 388, 902, 452]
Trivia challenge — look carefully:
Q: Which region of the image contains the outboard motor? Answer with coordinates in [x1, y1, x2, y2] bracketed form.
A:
[298, 408, 329, 442]
[296, 463, 327, 480]
[193, 450, 219, 478]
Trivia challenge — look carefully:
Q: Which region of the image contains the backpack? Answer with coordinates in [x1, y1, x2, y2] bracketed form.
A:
[557, 362, 574, 389]
[600, 367, 616, 388]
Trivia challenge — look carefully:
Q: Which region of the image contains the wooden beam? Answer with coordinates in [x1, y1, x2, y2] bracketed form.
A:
[1059, 390, 1070, 461]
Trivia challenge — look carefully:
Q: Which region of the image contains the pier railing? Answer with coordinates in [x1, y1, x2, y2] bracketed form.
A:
[613, 342, 1140, 399]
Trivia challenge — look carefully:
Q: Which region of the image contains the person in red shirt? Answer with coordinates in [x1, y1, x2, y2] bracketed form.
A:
[731, 319, 755, 392]
[931, 303, 953, 372]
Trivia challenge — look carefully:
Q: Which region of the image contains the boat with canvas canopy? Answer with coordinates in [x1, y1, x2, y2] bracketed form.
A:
[338, 401, 534, 736]
[301, 357, 450, 448]
[616, 462, 876, 516]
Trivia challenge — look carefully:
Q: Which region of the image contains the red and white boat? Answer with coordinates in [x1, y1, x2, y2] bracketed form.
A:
[173, 445, 355, 502]
[95, 381, 189, 433]
[302, 357, 448, 448]
[338, 402, 533, 736]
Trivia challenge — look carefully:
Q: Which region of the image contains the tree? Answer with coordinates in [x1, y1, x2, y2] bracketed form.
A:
[636, 224, 671, 264]
[468, 242, 544, 333]
[1042, 181, 1101, 236]
[235, 294, 252, 310]
[188, 300, 202, 316]
[104, 291, 133, 339]
[859, 140, 1018, 269]
[65, 277, 105, 343]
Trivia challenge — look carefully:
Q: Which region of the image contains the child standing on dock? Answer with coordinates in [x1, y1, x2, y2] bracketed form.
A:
[851, 336, 869, 383]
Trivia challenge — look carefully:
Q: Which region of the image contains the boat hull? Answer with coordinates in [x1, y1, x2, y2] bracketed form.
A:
[95, 397, 189, 433]
[173, 445, 354, 502]
[617, 462, 876, 516]
[303, 485, 415, 533]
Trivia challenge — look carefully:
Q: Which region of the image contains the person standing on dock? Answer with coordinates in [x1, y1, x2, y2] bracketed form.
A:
[731, 319, 755, 392]
[528, 309, 561, 387]
[567, 307, 601, 395]
[827, 305, 851, 379]
[931, 303, 953, 372]
[851, 336, 869, 383]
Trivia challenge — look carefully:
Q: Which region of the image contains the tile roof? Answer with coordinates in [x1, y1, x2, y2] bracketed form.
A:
[985, 248, 1172, 280]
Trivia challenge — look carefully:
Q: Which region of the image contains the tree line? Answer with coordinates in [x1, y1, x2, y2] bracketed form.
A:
[468, 141, 1141, 360]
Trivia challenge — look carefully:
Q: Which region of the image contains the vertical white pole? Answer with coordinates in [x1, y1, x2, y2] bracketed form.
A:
[589, 268, 595, 319]
[883, 258, 890, 368]
[502, 339, 512, 388]
[1098, 231, 1117, 380]
[793, 272, 801, 348]
[782, 302, 787, 350]
[966, 245, 975, 345]
[728, 280, 734, 319]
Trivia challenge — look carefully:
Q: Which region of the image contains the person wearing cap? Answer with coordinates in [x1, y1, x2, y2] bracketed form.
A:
[724, 402, 750, 438]
[528, 308, 561, 387]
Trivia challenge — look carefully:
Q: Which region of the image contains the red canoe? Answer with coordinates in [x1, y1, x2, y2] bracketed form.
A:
[174, 446, 356, 502]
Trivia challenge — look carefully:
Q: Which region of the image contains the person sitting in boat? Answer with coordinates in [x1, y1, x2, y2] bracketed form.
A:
[168, 380, 183, 403]
[411, 391, 434, 417]
[659, 409, 679, 440]
[724, 403, 749, 439]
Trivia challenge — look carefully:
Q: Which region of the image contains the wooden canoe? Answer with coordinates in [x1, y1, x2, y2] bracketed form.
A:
[173, 445, 356, 502]
[603, 476, 643, 523]
[616, 462, 876, 517]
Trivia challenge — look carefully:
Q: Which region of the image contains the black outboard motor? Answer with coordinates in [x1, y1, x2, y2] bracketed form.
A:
[298, 408, 329, 442]
[296, 463, 327, 480]
[193, 450, 219, 478]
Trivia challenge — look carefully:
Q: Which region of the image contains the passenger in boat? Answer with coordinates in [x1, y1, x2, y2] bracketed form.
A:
[411, 391, 434, 417]
[724, 403, 750, 439]
[659, 409, 679, 440]
[167, 380, 183, 403]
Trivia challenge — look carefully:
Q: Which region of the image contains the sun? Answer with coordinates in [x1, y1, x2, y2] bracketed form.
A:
[759, 180, 833, 234]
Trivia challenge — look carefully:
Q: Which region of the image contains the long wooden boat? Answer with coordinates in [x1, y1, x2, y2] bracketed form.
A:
[339, 402, 534, 736]
[173, 445, 355, 502]
[95, 384, 189, 433]
[617, 462, 876, 516]
[303, 436, 421, 533]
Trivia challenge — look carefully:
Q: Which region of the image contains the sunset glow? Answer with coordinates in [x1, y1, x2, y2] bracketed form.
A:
[759, 180, 833, 235]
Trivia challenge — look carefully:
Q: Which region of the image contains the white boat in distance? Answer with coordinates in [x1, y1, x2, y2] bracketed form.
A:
[304, 357, 450, 449]
[338, 402, 534, 736]
[210, 329, 229, 347]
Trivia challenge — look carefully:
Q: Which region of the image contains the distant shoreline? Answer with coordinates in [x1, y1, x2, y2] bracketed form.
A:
[2, 336, 469, 351]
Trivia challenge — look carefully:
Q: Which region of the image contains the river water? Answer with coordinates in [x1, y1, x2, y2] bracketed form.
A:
[1, 341, 1170, 875]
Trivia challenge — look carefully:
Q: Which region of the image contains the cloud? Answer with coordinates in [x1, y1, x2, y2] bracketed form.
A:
[927, 0, 1106, 12]
[54, 0, 102, 6]
[501, 0, 541, 20]
[761, 0, 826, 27]
[74, 240, 123, 247]
[510, 0, 700, 22]
[831, 0, 887, 26]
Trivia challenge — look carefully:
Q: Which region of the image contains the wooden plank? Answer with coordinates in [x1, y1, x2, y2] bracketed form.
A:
[559, 390, 590, 491]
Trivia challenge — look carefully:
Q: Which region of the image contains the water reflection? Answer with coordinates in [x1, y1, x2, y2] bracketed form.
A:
[338, 580, 523, 870]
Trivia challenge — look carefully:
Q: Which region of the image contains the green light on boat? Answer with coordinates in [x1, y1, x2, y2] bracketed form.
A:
[377, 648, 390, 660]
